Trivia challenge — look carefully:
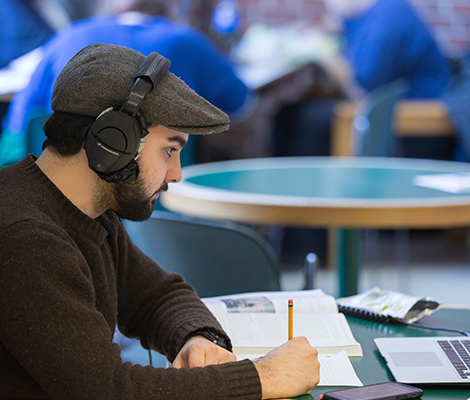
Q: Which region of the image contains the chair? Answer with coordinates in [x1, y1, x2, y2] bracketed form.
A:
[350, 78, 409, 157]
[26, 110, 50, 157]
[123, 210, 282, 298]
[348, 79, 410, 292]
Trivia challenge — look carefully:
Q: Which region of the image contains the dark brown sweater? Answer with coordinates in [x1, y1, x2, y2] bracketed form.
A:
[0, 156, 261, 399]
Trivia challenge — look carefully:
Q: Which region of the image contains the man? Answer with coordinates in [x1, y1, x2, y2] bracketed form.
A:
[0, 43, 319, 399]
[1, 0, 254, 167]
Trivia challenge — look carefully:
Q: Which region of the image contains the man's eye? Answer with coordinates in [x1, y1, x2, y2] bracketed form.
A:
[166, 147, 176, 156]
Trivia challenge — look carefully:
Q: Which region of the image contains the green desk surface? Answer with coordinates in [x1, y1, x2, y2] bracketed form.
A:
[299, 307, 470, 400]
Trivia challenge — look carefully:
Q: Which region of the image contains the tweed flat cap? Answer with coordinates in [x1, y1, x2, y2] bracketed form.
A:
[51, 43, 230, 135]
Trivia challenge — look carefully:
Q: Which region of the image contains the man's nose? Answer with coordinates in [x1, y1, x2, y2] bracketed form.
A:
[167, 152, 183, 183]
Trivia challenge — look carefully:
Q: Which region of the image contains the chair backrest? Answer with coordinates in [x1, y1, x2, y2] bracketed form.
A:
[123, 211, 282, 297]
[26, 110, 50, 157]
[351, 79, 409, 157]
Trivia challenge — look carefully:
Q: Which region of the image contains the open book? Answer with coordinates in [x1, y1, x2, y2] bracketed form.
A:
[202, 289, 363, 357]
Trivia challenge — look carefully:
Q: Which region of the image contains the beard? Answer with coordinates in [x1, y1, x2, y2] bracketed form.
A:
[108, 178, 168, 222]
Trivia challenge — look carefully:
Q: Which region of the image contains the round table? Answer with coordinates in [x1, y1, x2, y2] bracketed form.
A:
[161, 156, 470, 295]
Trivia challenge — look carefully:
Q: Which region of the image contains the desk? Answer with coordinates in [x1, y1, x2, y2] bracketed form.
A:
[332, 100, 455, 157]
[161, 157, 470, 296]
[302, 306, 470, 400]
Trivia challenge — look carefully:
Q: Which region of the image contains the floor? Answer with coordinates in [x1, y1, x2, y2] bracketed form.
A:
[280, 229, 470, 305]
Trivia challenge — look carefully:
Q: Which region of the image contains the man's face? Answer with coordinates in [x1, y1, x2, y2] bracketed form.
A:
[110, 125, 188, 221]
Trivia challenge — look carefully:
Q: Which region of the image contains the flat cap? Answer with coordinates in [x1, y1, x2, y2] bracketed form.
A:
[51, 43, 230, 135]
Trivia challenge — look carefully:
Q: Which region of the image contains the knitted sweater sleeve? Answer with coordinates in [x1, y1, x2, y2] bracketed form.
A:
[0, 216, 262, 400]
[107, 213, 230, 360]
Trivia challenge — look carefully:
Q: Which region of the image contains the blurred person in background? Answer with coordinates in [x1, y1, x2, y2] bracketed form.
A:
[0, 0, 254, 168]
[323, 0, 451, 101]
[272, 0, 453, 263]
[0, 0, 98, 136]
[1, 0, 68, 69]
[0, 0, 99, 71]
[274, 0, 453, 160]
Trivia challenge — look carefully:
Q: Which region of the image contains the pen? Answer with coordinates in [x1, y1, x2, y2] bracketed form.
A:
[288, 299, 293, 340]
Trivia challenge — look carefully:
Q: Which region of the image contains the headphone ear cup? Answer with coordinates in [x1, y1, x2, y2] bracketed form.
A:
[84, 52, 169, 183]
[85, 109, 144, 181]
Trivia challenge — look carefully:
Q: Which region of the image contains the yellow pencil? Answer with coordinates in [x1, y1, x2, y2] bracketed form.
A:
[288, 299, 293, 340]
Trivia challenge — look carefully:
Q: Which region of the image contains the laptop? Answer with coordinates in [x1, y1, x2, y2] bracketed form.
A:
[374, 336, 470, 385]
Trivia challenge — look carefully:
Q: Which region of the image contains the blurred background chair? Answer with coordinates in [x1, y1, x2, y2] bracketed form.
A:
[125, 210, 318, 293]
[123, 210, 284, 298]
[348, 78, 411, 292]
[350, 78, 409, 157]
[123, 210, 318, 297]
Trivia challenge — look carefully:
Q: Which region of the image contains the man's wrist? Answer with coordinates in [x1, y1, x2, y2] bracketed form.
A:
[185, 329, 229, 350]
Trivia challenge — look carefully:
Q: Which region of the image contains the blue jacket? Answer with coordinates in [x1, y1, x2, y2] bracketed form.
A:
[344, 0, 451, 99]
[0, 0, 55, 68]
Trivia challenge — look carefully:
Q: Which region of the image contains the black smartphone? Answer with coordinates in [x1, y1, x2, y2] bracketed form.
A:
[322, 382, 423, 400]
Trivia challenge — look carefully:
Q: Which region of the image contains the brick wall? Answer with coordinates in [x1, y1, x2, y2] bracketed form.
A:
[409, 0, 470, 56]
[235, 0, 470, 57]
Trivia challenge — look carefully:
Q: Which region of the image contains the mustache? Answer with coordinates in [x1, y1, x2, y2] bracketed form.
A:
[158, 182, 168, 193]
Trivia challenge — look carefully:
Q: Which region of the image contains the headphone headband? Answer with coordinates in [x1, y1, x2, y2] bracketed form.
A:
[121, 53, 171, 117]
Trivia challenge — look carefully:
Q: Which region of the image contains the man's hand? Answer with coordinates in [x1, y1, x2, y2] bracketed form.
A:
[254, 336, 320, 399]
[172, 336, 237, 368]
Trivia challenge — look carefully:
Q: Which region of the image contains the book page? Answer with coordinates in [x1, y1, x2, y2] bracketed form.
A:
[202, 289, 338, 315]
[213, 312, 361, 354]
[237, 350, 363, 387]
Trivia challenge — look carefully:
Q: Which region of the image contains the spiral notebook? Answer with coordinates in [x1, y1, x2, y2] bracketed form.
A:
[336, 287, 440, 324]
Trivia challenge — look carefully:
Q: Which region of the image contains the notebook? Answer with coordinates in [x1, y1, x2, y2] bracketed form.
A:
[374, 337, 470, 385]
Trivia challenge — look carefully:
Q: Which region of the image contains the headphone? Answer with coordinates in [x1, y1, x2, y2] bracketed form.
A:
[84, 53, 171, 183]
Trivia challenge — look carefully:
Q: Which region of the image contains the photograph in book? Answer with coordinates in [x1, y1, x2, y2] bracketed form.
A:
[202, 289, 339, 315]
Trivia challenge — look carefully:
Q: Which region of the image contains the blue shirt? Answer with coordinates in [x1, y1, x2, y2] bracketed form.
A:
[344, 0, 451, 99]
[4, 13, 252, 136]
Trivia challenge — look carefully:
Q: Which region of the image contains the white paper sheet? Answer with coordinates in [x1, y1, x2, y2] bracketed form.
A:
[413, 173, 470, 194]
[237, 350, 363, 387]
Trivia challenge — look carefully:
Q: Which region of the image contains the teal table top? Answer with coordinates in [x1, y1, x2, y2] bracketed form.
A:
[302, 307, 470, 400]
[184, 158, 469, 200]
[162, 157, 470, 228]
